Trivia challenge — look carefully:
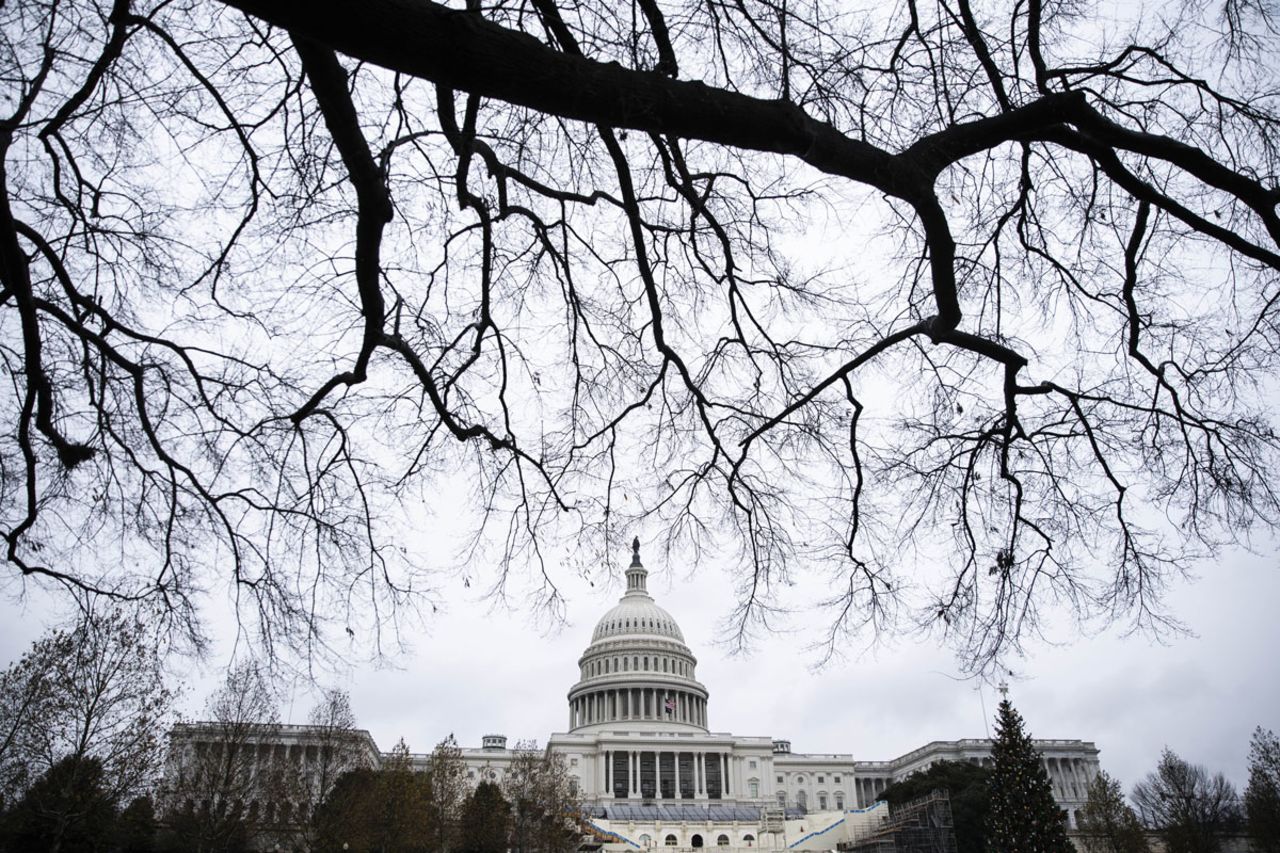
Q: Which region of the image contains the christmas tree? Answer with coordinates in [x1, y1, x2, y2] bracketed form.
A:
[986, 698, 1074, 853]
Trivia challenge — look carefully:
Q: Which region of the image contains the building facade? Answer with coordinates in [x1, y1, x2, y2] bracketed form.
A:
[442, 540, 1100, 849]
[167, 541, 1101, 849]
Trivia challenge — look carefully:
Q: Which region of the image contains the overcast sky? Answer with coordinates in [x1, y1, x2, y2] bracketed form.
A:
[6, 531, 1272, 799]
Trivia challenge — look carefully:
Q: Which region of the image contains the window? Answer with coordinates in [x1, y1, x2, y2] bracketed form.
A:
[749, 760, 757, 769]
[717, 835, 730, 847]
[467, 770, 475, 778]
[797, 790, 808, 810]
[834, 775, 841, 783]
[665, 836, 678, 847]
[640, 835, 652, 848]
[748, 780, 759, 798]
[818, 794, 828, 810]
[835, 794, 844, 810]
[817, 775, 824, 783]
[571, 758, 579, 767]
[743, 836, 755, 848]
[776, 792, 786, 806]
[776, 776, 784, 784]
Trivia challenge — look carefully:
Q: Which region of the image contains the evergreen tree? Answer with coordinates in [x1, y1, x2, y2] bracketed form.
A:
[1245, 727, 1280, 853]
[458, 781, 512, 853]
[0, 755, 117, 852]
[1077, 771, 1150, 853]
[880, 760, 991, 853]
[984, 700, 1073, 853]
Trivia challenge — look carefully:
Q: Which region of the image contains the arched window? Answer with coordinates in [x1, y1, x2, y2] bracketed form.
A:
[624, 658, 629, 671]
[748, 779, 760, 798]
[691, 834, 704, 848]
[797, 790, 808, 811]
[835, 793, 845, 810]
[640, 835, 652, 848]
[776, 792, 786, 806]
[717, 835, 730, 847]
[643, 656, 648, 670]
[664, 835, 678, 847]
[743, 835, 756, 848]
[818, 793, 828, 810]
[634, 656, 639, 670]
[663, 659, 668, 672]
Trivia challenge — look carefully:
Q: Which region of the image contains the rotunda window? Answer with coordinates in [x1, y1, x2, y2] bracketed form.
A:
[743, 835, 755, 848]
[691, 834, 704, 848]
[640, 835, 652, 848]
[664, 835, 678, 847]
[717, 835, 730, 847]
[623, 658, 629, 671]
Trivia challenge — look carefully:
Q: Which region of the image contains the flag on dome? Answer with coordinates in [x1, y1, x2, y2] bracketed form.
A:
[665, 697, 676, 714]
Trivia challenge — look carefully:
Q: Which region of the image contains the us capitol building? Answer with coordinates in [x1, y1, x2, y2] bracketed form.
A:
[169, 541, 1101, 849]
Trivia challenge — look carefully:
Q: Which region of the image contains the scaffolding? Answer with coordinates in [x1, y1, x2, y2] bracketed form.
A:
[839, 790, 958, 853]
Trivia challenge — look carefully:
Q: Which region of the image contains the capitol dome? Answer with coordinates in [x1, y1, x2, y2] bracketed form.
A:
[591, 595, 685, 643]
[567, 540, 709, 733]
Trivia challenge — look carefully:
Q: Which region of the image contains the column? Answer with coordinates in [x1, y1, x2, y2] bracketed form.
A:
[723, 753, 729, 794]
[675, 751, 682, 799]
[630, 751, 638, 797]
[606, 750, 612, 795]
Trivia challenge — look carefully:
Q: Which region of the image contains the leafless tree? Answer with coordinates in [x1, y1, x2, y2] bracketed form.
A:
[504, 742, 583, 853]
[293, 688, 373, 850]
[159, 660, 287, 851]
[1132, 748, 1242, 853]
[0, 610, 173, 849]
[2, 0, 1279, 672]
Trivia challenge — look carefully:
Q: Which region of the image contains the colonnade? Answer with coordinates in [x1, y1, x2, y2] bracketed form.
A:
[854, 776, 889, 808]
[1044, 756, 1093, 800]
[599, 749, 732, 800]
[570, 687, 707, 729]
